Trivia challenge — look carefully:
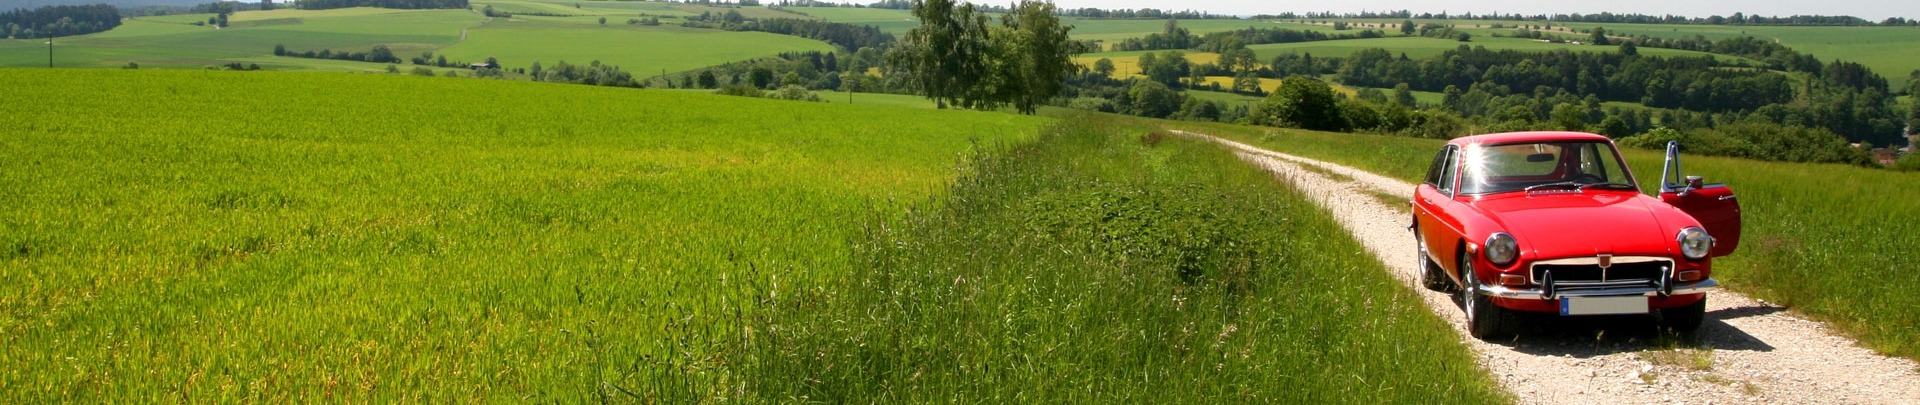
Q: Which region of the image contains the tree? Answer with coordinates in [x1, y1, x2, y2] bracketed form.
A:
[1619, 41, 1638, 56]
[1588, 26, 1609, 45]
[599, 17, 606, 26]
[367, 44, 396, 63]
[697, 70, 719, 89]
[1400, 19, 1415, 36]
[1128, 80, 1178, 118]
[890, 0, 990, 109]
[1392, 83, 1417, 107]
[998, 0, 1078, 114]
[1092, 58, 1115, 78]
[749, 66, 775, 88]
[1258, 76, 1344, 131]
[1550, 102, 1589, 131]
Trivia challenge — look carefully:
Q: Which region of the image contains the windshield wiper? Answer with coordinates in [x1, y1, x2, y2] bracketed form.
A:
[1580, 182, 1638, 190]
[1523, 181, 1581, 192]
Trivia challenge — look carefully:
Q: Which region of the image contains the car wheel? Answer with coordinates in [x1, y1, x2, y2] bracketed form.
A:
[1418, 232, 1448, 291]
[1660, 296, 1707, 335]
[1460, 254, 1512, 340]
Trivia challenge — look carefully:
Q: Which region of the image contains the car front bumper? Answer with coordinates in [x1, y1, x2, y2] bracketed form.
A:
[1478, 277, 1718, 300]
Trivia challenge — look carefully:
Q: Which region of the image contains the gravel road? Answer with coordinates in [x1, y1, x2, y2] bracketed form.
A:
[1180, 131, 1920, 404]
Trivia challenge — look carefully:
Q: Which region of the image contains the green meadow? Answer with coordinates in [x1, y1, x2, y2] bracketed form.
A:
[1177, 122, 1920, 361]
[0, 3, 830, 75]
[2, 8, 480, 69]
[785, 6, 920, 35]
[1, 69, 1508, 401]
[435, 20, 831, 74]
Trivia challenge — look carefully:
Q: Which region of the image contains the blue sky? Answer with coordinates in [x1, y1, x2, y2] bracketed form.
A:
[1041, 0, 1919, 21]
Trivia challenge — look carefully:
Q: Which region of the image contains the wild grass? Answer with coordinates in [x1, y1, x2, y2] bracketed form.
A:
[1178, 123, 1920, 362]
[725, 115, 1510, 402]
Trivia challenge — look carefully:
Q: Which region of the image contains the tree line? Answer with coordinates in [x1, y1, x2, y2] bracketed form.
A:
[2, 4, 120, 39]
[1249, 10, 1914, 26]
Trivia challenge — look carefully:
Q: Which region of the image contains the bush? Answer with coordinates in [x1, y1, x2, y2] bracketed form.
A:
[715, 84, 764, 98]
[770, 84, 822, 102]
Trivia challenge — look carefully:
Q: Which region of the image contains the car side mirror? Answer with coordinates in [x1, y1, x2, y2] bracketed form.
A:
[1686, 175, 1704, 190]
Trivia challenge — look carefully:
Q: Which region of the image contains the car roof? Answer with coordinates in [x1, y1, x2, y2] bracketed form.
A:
[1447, 131, 1613, 147]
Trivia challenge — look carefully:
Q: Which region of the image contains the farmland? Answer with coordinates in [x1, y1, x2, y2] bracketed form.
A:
[1176, 121, 1920, 361]
[0, 69, 1043, 400]
[434, 20, 831, 75]
[0, 3, 831, 75]
[0, 69, 1508, 401]
[1246, 35, 1736, 61]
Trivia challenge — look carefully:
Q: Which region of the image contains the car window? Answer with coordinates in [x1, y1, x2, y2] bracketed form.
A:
[1437, 146, 1458, 194]
[1424, 148, 1448, 186]
[1459, 141, 1636, 194]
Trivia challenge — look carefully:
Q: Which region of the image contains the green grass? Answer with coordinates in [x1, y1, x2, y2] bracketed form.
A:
[1247, 36, 1737, 61]
[0, 8, 481, 69]
[1176, 122, 1920, 362]
[0, 68, 1045, 401]
[434, 20, 831, 74]
[785, 6, 919, 35]
[733, 114, 1509, 402]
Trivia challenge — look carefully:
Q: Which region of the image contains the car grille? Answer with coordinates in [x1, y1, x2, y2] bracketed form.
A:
[1531, 259, 1669, 284]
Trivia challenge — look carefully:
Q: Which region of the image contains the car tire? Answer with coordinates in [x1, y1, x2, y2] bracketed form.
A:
[1418, 233, 1449, 292]
[1460, 254, 1513, 340]
[1660, 296, 1708, 335]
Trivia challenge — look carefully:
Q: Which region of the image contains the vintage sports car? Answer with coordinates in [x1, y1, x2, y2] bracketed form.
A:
[1412, 132, 1741, 339]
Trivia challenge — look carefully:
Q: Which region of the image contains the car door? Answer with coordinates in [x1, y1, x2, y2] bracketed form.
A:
[1414, 146, 1461, 271]
[1657, 142, 1742, 257]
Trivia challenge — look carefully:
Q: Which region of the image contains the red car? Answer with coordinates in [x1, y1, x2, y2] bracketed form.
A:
[1412, 132, 1741, 339]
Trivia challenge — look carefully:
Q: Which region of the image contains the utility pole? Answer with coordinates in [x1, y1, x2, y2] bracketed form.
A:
[48, 33, 54, 68]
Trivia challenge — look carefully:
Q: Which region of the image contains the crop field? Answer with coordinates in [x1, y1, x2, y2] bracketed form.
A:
[1311, 19, 1920, 87]
[0, 8, 479, 69]
[0, 68, 1044, 401]
[1177, 122, 1920, 362]
[1246, 36, 1735, 61]
[785, 6, 919, 34]
[0, 3, 825, 75]
[434, 20, 831, 75]
[1063, 18, 1290, 46]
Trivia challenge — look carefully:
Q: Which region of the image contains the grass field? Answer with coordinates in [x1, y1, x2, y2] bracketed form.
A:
[1, 68, 1512, 401]
[435, 20, 831, 75]
[0, 68, 1044, 401]
[1174, 122, 1920, 362]
[785, 6, 919, 35]
[0, 8, 480, 69]
[0, 3, 828, 76]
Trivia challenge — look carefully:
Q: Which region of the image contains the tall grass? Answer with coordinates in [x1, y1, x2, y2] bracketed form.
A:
[727, 116, 1508, 402]
[1186, 123, 1920, 360]
[0, 69, 1042, 401]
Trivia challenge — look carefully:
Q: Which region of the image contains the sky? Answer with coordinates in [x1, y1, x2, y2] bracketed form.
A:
[1037, 0, 1920, 21]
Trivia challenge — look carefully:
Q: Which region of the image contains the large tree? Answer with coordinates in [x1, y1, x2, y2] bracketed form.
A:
[1257, 76, 1344, 131]
[890, 0, 1077, 113]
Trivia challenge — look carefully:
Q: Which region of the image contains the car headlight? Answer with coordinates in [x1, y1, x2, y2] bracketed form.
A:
[1678, 227, 1713, 260]
[1484, 232, 1518, 266]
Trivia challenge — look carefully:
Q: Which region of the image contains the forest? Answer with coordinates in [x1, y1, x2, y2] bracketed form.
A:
[1, 4, 120, 39]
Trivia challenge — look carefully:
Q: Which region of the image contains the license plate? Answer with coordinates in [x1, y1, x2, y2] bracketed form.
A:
[1560, 296, 1649, 316]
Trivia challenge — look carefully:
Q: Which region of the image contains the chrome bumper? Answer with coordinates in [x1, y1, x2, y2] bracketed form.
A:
[1478, 277, 1717, 300]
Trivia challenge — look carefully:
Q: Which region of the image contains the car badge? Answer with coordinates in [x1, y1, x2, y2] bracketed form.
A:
[1596, 254, 1613, 269]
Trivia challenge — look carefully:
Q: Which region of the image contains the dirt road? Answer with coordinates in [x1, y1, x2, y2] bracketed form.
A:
[1180, 131, 1920, 404]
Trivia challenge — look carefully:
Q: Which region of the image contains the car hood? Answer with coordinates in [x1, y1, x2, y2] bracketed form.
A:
[1470, 191, 1677, 259]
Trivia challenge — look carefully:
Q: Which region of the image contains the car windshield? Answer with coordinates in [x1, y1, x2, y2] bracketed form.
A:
[1458, 141, 1637, 195]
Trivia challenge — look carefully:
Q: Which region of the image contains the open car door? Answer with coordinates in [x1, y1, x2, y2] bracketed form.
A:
[1658, 141, 1741, 257]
